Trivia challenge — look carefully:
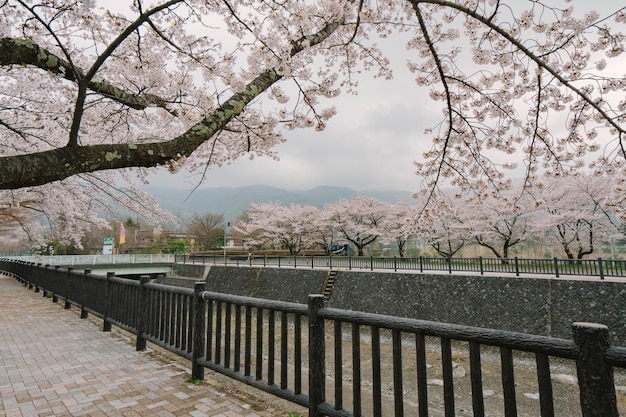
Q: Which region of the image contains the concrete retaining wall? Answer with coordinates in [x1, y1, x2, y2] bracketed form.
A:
[166, 265, 626, 345]
[205, 266, 328, 304]
[171, 264, 210, 281]
[330, 271, 626, 345]
[164, 265, 329, 304]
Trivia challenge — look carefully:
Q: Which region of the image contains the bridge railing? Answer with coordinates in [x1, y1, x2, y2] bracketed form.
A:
[2, 253, 175, 266]
[2, 259, 625, 417]
[178, 253, 626, 279]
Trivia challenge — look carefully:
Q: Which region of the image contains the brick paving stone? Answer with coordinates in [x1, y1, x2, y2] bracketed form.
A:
[0, 274, 306, 417]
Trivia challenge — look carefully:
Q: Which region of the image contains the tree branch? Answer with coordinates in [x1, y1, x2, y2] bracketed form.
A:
[0, 67, 282, 189]
[0, 16, 344, 189]
[0, 37, 177, 114]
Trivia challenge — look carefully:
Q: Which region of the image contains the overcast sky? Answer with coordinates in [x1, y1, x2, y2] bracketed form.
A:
[148, 58, 439, 192]
[144, 3, 619, 193]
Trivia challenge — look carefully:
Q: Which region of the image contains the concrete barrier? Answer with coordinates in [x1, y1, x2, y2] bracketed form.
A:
[330, 270, 626, 344]
[205, 266, 328, 303]
[172, 264, 210, 280]
[166, 265, 626, 345]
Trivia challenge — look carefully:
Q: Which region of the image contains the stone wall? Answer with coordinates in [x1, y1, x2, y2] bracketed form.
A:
[204, 266, 328, 304]
[166, 265, 626, 345]
[171, 264, 210, 281]
[165, 264, 329, 304]
[330, 270, 626, 345]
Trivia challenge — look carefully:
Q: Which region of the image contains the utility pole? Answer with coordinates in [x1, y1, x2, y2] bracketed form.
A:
[223, 221, 230, 264]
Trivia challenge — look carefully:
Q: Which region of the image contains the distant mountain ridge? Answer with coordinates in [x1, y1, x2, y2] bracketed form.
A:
[146, 184, 414, 221]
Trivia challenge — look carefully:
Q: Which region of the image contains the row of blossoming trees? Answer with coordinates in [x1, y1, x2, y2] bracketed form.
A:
[236, 174, 624, 260]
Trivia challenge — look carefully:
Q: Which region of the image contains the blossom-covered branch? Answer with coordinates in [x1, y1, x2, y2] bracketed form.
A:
[0, 37, 176, 114]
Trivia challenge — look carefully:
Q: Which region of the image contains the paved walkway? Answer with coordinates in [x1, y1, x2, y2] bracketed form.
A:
[0, 274, 303, 417]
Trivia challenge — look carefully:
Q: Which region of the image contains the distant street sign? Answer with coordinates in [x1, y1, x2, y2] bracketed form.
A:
[103, 237, 114, 245]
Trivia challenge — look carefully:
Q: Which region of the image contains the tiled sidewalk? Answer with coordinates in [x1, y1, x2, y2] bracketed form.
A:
[0, 274, 304, 417]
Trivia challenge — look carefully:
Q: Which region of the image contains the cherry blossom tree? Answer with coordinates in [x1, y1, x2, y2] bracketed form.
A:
[307, 206, 336, 255]
[532, 174, 622, 259]
[460, 192, 536, 260]
[0, 195, 44, 241]
[0, 174, 176, 249]
[326, 196, 387, 256]
[379, 200, 416, 258]
[416, 194, 468, 258]
[2, 1, 625, 247]
[239, 202, 319, 255]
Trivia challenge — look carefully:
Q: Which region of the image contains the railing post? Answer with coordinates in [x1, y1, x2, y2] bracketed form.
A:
[103, 272, 114, 332]
[308, 294, 326, 417]
[419, 256, 423, 273]
[52, 266, 60, 303]
[42, 264, 50, 297]
[479, 256, 484, 275]
[64, 267, 73, 309]
[554, 257, 559, 278]
[34, 263, 41, 292]
[447, 257, 452, 274]
[370, 255, 374, 271]
[572, 322, 618, 417]
[349, 256, 352, 270]
[394, 256, 397, 272]
[27, 263, 34, 289]
[136, 275, 150, 351]
[80, 269, 90, 319]
[514, 257, 520, 277]
[598, 258, 604, 280]
[192, 282, 207, 381]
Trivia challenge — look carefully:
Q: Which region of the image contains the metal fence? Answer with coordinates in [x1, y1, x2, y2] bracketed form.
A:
[5, 253, 626, 279]
[178, 253, 626, 279]
[2, 259, 626, 417]
[3, 253, 175, 266]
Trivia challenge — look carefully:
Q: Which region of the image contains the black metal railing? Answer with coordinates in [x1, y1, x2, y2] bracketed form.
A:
[178, 253, 626, 279]
[2, 259, 625, 417]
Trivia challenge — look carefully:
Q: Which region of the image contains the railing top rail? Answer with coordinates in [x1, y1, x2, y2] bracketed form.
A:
[109, 275, 141, 286]
[200, 290, 309, 315]
[319, 306, 580, 358]
[179, 253, 626, 279]
[145, 281, 194, 296]
[0, 254, 176, 266]
[606, 346, 626, 367]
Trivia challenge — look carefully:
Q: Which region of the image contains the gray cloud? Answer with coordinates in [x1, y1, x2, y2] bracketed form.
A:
[150, 61, 438, 192]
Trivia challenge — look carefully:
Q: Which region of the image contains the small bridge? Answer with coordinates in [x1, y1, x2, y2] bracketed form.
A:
[4, 254, 174, 278]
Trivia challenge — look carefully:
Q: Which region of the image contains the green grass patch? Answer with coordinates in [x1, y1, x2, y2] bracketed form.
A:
[186, 377, 203, 385]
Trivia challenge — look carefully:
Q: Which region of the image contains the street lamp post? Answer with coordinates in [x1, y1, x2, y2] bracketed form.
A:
[223, 221, 231, 264]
